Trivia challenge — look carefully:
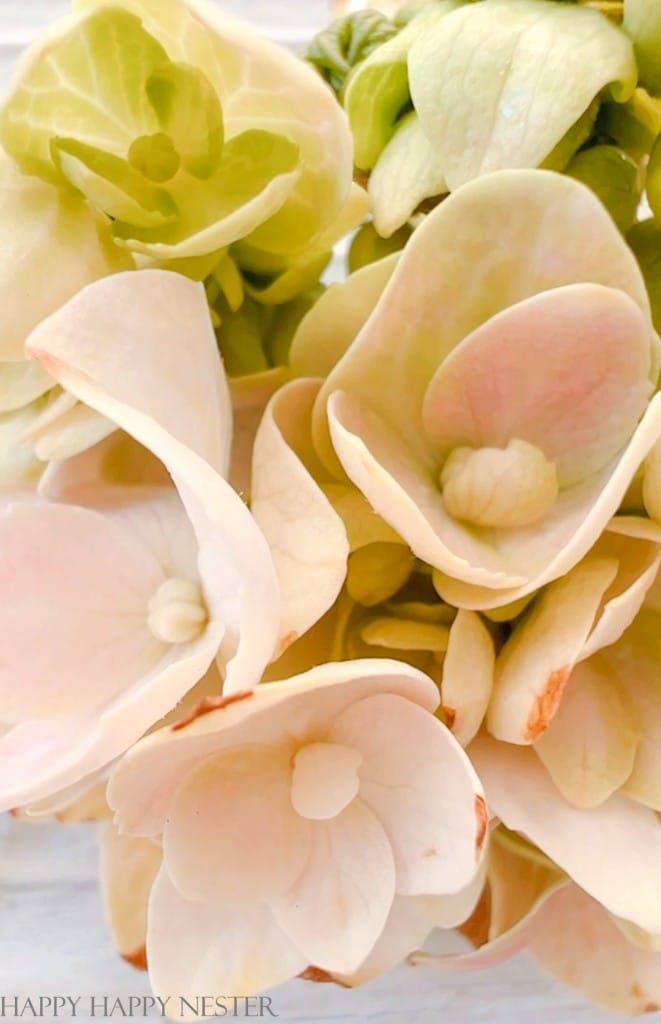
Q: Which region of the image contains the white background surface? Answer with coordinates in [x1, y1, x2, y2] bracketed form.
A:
[0, 2, 629, 1021]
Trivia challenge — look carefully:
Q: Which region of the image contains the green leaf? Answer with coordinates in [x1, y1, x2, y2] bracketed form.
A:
[305, 11, 398, 96]
[408, 0, 637, 189]
[51, 136, 177, 226]
[1, 7, 168, 182]
[344, 1, 461, 170]
[623, 0, 661, 95]
[146, 62, 224, 178]
[112, 129, 300, 258]
[566, 144, 641, 232]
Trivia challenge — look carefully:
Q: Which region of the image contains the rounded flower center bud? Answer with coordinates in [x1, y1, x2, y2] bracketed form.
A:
[147, 577, 208, 644]
[290, 742, 363, 820]
[440, 438, 559, 529]
[128, 132, 180, 182]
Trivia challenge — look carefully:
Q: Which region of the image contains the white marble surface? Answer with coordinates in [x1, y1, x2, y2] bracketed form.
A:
[0, 1, 632, 1021]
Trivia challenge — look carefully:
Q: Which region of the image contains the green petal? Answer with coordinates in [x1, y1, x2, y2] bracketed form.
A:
[409, 0, 637, 189]
[146, 61, 223, 178]
[112, 129, 299, 259]
[344, 1, 461, 170]
[75, 0, 356, 256]
[368, 111, 447, 236]
[51, 136, 177, 227]
[628, 219, 661, 336]
[600, 87, 661, 154]
[566, 144, 642, 232]
[647, 134, 661, 219]
[1, 7, 168, 182]
[623, 0, 661, 95]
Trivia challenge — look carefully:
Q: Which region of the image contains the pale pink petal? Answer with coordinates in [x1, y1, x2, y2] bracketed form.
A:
[534, 657, 639, 808]
[487, 557, 618, 743]
[26, 270, 230, 473]
[109, 659, 439, 836]
[0, 501, 166, 721]
[422, 284, 653, 486]
[332, 389, 661, 602]
[25, 269, 281, 694]
[441, 610, 495, 746]
[531, 885, 661, 1014]
[100, 823, 162, 968]
[330, 693, 485, 895]
[470, 735, 661, 933]
[271, 799, 396, 974]
[163, 745, 310, 907]
[251, 379, 349, 656]
[147, 868, 307, 1012]
[314, 169, 651, 474]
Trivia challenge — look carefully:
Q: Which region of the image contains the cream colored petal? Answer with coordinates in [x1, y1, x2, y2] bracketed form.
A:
[251, 379, 349, 656]
[337, 869, 486, 987]
[0, 153, 131, 363]
[487, 557, 619, 743]
[330, 693, 485, 895]
[579, 533, 661, 660]
[534, 657, 640, 808]
[441, 610, 495, 747]
[0, 360, 52, 413]
[607, 608, 661, 811]
[289, 254, 398, 380]
[109, 659, 440, 836]
[147, 868, 307, 1012]
[27, 390, 115, 461]
[470, 735, 661, 934]
[531, 884, 661, 1014]
[101, 823, 162, 968]
[163, 744, 310, 907]
[271, 799, 396, 974]
[227, 367, 287, 498]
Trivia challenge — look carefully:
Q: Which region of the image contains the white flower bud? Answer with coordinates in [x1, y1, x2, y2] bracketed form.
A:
[440, 438, 559, 529]
[147, 577, 208, 645]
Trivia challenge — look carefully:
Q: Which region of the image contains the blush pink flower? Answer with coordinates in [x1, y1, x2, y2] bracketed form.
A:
[108, 659, 486, 1007]
[285, 169, 661, 610]
[0, 269, 279, 809]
